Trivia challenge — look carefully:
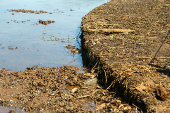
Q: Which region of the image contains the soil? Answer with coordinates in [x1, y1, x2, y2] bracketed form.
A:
[9, 9, 49, 14]
[65, 44, 81, 54]
[0, 66, 139, 113]
[39, 20, 55, 25]
[9, 9, 55, 25]
[1, 0, 170, 113]
[81, 0, 170, 112]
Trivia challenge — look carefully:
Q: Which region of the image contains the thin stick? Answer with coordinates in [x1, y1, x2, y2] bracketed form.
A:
[106, 80, 115, 90]
[150, 30, 170, 64]
[90, 61, 98, 73]
[138, 57, 170, 59]
[87, 28, 135, 33]
[77, 95, 90, 99]
[104, 70, 107, 84]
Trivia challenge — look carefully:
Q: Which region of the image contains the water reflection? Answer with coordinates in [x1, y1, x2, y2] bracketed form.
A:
[0, 0, 108, 72]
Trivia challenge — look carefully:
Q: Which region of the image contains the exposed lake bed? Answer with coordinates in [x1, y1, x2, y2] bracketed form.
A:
[0, 0, 136, 112]
[0, 65, 137, 112]
[81, 0, 170, 112]
[1, 0, 170, 112]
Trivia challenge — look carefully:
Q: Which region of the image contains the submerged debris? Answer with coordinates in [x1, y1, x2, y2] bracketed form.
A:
[9, 9, 48, 14]
[39, 20, 55, 25]
[65, 44, 81, 54]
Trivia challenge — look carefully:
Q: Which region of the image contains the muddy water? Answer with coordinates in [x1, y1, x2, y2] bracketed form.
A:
[0, 0, 109, 72]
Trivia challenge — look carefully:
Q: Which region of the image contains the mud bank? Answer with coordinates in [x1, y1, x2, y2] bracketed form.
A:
[0, 65, 139, 112]
[81, 0, 170, 112]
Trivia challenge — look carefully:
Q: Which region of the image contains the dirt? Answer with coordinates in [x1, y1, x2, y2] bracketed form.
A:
[9, 9, 67, 15]
[9, 9, 49, 14]
[39, 20, 55, 25]
[8, 9, 55, 25]
[1, 0, 170, 112]
[65, 44, 81, 54]
[8, 19, 56, 25]
[0, 45, 18, 50]
[0, 65, 139, 113]
[81, 0, 170, 112]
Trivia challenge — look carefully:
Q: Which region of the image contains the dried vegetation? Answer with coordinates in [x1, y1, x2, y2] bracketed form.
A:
[81, 0, 170, 112]
[0, 65, 139, 112]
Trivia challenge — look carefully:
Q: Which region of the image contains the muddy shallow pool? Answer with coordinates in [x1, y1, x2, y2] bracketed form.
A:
[0, 0, 109, 72]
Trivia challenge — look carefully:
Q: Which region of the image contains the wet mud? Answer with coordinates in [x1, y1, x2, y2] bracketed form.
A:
[8, 9, 56, 25]
[65, 44, 81, 54]
[39, 20, 55, 25]
[0, 65, 138, 113]
[9, 8, 72, 15]
[81, 0, 170, 112]
[0, 44, 18, 50]
[1, 0, 170, 112]
[9, 9, 48, 14]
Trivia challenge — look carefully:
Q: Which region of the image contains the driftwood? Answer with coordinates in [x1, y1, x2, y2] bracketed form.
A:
[87, 28, 135, 33]
[138, 57, 170, 59]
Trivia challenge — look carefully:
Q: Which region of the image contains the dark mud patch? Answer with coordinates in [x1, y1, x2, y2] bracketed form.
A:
[65, 44, 81, 54]
[38, 33, 65, 42]
[9, 9, 49, 14]
[13, 20, 26, 23]
[38, 20, 55, 25]
[0, 44, 18, 50]
[0, 65, 139, 112]
[81, 0, 170, 112]
[7, 20, 31, 24]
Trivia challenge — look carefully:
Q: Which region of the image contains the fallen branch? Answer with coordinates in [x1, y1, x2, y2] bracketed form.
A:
[77, 95, 90, 99]
[87, 28, 135, 33]
[138, 57, 170, 59]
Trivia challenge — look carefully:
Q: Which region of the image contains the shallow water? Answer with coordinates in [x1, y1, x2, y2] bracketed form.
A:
[0, 0, 109, 112]
[0, 0, 109, 72]
[0, 106, 26, 113]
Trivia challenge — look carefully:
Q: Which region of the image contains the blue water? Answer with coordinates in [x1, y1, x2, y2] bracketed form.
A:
[0, 0, 110, 112]
[0, 0, 109, 72]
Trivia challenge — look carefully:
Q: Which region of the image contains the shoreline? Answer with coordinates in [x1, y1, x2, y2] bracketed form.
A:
[81, 0, 170, 112]
[0, 0, 169, 112]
